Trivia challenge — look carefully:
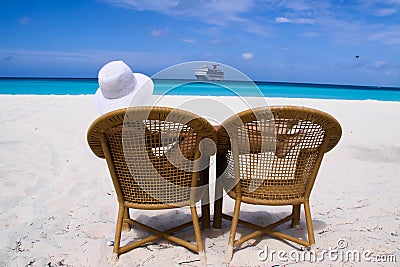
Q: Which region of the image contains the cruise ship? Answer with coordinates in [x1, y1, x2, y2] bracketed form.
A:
[195, 64, 224, 81]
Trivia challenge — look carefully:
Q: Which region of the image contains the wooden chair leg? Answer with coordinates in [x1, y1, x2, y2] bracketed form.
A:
[122, 207, 131, 231]
[200, 165, 211, 229]
[303, 201, 315, 246]
[213, 152, 225, 228]
[201, 197, 211, 229]
[213, 189, 223, 228]
[113, 205, 125, 257]
[226, 196, 241, 264]
[190, 206, 207, 264]
[291, 204, 301, 228]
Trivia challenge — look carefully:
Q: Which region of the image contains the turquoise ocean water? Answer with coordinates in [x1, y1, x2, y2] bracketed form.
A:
[0, 78, 399, 101]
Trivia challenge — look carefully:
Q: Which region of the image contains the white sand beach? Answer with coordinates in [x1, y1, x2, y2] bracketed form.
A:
[1, 95, 399, 266]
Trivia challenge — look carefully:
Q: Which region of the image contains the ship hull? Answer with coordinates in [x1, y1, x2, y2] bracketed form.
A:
[195, 74, 209, 81]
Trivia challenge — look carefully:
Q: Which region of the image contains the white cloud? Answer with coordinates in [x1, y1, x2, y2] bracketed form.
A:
[275, 17, 291, 23]
[0, 49, 86, 59]
[294, 18, 315, 24]
[368, 28, 400, 44]
[374, 61, 387, 68]
[359, 0, 400, 17]
[103, 0, 269, 35]
[365, 60, 400, 75]
[104, 0, 255, 25]
[103, 0, 179, 12]
[275, 17, 314, 24]
[103, 0, 397, 46]
[0, 48, 178, 76]
[182, 38, 196, 44]
[284, 0, 314, 11]
[150, 28, 169, 37]
[374, 8, 397, 16]
[242, 52, 254, 60]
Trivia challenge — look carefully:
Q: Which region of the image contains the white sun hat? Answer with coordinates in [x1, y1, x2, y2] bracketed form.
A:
[94, 60, 154, 114]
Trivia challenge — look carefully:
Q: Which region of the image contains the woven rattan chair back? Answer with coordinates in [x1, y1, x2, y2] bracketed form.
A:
[219, 106, 341, 204]
[87, 106, 216, 262]
[214, 106, 342, 263]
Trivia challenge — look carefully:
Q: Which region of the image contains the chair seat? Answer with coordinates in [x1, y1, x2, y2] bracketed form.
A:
[227, 182, 306, 204]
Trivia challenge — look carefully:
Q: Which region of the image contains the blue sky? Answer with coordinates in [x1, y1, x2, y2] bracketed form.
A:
[0, 0, 399, 86]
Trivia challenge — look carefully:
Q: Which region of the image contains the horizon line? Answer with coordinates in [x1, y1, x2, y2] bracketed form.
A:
[0, 76, 399, 90]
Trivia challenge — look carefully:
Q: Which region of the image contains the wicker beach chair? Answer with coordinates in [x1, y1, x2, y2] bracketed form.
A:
[87, 106, 217, 262]
[212, 106, 342, 263]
